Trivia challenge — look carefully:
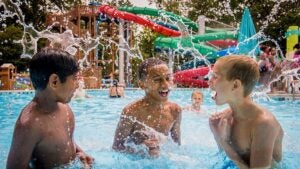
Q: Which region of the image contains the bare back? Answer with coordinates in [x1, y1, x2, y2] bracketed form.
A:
[7, 102, 76, 169]
[109, 86, 124, 97]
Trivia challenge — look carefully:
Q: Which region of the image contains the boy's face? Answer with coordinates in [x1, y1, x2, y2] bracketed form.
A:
[141, 64, 172, 102]
[56, 73, 79, 103]
[192, 93, 203, 105]
[208, 62, 233, 105]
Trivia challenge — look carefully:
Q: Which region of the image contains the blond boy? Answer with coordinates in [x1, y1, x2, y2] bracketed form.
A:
[209, 55, 283, 168]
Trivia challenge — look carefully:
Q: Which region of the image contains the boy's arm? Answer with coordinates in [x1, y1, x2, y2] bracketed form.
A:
[170, 106, 182, 145]
[249, 120, 277, 168]
[6, 121, 40, 169]
[75, 144, 94, 167]
[209, 113, 248, 167]
[218, 139, 249, 168]
[112, 109, 135, 153]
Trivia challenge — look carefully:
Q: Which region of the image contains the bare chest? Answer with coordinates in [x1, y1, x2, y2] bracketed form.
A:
[231, 122, 252, 156]
[136, 109, 175, 134]
[33, 116, 75, 166]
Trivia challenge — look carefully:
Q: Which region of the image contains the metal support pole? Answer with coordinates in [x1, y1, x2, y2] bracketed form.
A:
[119, 19, 125, 85]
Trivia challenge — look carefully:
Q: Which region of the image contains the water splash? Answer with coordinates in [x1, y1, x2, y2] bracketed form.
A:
[1, 0, 299, 96]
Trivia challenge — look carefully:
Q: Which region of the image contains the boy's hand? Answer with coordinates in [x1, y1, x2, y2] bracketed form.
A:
[77, 151, 94, 169]
[143, 138, 160, 157]
[209, 110, 233, 143]
[271, 60, 299, 80]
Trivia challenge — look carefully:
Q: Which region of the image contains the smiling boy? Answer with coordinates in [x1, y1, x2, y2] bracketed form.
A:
[112, 58, 182, 157]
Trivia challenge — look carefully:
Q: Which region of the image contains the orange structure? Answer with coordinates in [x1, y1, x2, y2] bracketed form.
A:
[46, 4, 133, 88]
[0, 63, 17, 90]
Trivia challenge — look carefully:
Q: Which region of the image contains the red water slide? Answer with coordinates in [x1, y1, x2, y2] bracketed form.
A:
[208, 39, 237, 48]
[173, 67, 210, 88]
[98, 5, 181, 37]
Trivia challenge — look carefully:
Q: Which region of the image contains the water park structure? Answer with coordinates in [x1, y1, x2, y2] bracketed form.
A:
[44, 2, 258, 88]
[286, 25, 300, 59]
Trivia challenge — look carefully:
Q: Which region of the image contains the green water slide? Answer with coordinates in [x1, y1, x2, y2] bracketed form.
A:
[154, 31, 237, 57]
[119, 6, 238, 58]
[189, 31, 237, 42]
[155, 36, 218, 58]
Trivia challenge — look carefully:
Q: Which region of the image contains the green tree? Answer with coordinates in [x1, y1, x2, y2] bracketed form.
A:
[137, 28, 160, 59]
[0, 0, 83, 71]
[0, 25, 30, 71]
[186, 0, 300, 52]
[108, 0, 133, 7]
[153, 0, 183, 15]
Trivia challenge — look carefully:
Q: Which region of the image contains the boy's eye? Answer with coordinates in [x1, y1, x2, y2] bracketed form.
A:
[152, 75, 172, 83]
[166, 75, 172, 81]
[73, 74, 80, 81]
[153, 78, 161, 83]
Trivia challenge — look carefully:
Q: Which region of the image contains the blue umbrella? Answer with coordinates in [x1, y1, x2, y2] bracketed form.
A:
[237, 7, 259, 55]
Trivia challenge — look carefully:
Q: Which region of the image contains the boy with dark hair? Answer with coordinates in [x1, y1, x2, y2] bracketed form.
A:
[209, 55, 283, 168]
[7, 48, 93, 169]
[112, 58, 182, 157]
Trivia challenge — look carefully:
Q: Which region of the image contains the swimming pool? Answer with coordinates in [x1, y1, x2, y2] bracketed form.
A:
[0, 89, 299, 168]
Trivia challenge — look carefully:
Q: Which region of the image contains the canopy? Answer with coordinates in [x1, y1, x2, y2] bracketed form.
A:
[237, 7, 259, 56]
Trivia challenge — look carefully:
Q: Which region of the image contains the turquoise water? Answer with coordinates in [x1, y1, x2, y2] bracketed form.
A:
[0, 89, 300, 168]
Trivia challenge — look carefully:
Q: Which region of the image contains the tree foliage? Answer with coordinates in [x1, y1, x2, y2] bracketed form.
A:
[0, 25, 30, 71]
[0, 0, 82, 71]
[108, 0, 133, 7]
[186, 0, 300, 52]
[137, 28, 160, 59]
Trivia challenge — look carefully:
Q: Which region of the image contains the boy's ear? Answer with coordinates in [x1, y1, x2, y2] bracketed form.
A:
[232, 79, 242, 90]
[138, 80, 145, 89]
[48, 74, 60, 89]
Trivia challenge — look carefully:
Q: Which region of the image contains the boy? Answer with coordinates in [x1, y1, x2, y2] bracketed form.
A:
[109, 79, 124, 98]
[184, 90, 204, 113]
[208, 55, 283, 168]
[112, 58, 182, 157]
[6, 48, 93, 169]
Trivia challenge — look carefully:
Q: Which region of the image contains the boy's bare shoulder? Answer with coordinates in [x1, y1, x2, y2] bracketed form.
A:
[16, 103, 41, 134]
[122, 99, 144, 116]
[253, 107, 281, 133]
[167, 101, 182, 114]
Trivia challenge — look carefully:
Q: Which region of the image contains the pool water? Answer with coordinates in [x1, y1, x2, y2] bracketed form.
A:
[0, 89, 300, 169]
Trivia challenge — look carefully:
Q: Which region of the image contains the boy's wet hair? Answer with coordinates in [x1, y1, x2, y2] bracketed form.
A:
[29, 48, 79, 90]
[217, 55, 259, 96]
[138, 57, 167, 80]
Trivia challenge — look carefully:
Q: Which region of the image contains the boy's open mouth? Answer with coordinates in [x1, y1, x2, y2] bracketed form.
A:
[159, 89, 169, 97]
[211, 91, 217, 100]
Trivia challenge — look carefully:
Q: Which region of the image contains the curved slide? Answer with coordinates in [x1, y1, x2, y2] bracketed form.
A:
[119, 6, 238, 58]
[118, 6, 198, 31]
[154, 36, 218, 58]
[101, 5, 237, 58]
[98, 5, 181, 37]
[173, 67, 210, 88]
[154, 31, 237, 58]
[119, 6, 237, 34]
